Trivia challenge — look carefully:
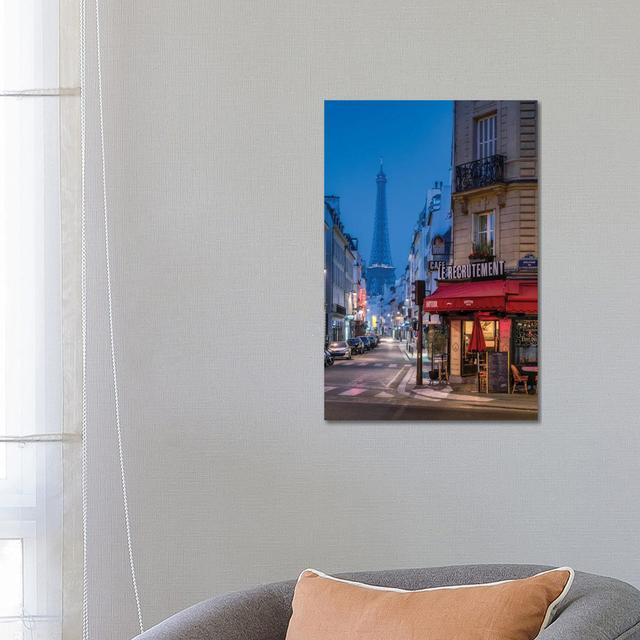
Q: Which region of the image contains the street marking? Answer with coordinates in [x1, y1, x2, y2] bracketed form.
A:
[339, 387, 367, 396]
[412, 387, 452, 400]
[342, 360, 355, 365]
[376, 391, 394, 398]
[357, 362, 368, 366]
[385, 364, 410, 388]
[324, 386, 337, 392]
[397, 367, 416, 396]
[374, 363, 383, 367]
[412, 387, 492, 403]
[388, 364, 398, 368]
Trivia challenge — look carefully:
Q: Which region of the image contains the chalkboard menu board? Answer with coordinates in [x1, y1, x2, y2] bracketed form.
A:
[514, 320, 538, 347]
[488, 352, 509, 393]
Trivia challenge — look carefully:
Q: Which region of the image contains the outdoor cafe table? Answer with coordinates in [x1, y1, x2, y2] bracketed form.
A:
[520, 365, 538, 390]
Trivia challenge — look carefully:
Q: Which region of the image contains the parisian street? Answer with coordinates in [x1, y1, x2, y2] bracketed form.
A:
[325, 338, 536, 421]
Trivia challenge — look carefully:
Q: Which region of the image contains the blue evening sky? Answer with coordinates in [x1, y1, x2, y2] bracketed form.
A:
[325, 100, 453, 270]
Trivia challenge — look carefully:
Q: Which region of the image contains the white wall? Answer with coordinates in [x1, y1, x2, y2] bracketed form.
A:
[83, 2, 640, 638]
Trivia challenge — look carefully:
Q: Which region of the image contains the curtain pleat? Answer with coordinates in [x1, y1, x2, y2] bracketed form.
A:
[0, 1, 81, 638]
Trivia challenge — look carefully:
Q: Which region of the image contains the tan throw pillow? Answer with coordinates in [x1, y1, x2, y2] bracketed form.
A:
[285, 567, 574, 640]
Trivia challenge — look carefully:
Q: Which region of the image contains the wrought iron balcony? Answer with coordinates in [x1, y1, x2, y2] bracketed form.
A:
[455, 154, 505, 192]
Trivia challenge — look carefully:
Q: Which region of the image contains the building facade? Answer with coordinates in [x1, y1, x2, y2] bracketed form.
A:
[324, 195, 362, 342]
[352, 251, 367, 336]
[423, 181, 452, 304]
[403, 181, 452, 348]
[424, 101, 538, 385]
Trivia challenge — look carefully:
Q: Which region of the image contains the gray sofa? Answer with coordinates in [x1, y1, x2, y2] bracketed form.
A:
[134, 564, 640, 639]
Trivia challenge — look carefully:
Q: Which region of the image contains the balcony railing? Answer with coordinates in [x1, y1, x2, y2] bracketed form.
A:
[455, 154, 505, 192]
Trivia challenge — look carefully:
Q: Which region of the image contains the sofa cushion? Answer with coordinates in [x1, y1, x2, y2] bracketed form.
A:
[285, 567, 574, 640]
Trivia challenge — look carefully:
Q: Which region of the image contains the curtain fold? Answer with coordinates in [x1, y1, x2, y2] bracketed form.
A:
[60, 0, 83, 637]
[0, 1, 81, 638]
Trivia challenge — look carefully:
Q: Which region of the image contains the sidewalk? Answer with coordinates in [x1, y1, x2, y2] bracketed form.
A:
[399, 341, 431, 365]
[399, 367, 538, 412]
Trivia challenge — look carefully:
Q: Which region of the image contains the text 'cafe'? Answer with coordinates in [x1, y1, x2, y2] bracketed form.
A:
[424, 257, 538, 386]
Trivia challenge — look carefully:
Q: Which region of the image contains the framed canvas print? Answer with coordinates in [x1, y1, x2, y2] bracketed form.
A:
[324, 101, 538, 421]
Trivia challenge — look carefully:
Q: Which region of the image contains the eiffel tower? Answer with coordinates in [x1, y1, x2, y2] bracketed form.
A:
[367, 160, 395, 296]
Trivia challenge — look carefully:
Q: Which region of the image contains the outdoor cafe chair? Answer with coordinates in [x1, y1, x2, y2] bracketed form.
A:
[511, 364, 528, 394]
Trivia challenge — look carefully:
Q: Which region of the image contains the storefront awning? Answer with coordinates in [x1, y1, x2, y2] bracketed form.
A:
[506, 281, 537, 314]
[424, 280, 507, 313]
[423, 279, 537, 315]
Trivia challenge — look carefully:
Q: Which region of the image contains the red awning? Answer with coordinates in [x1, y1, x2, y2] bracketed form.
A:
[423, 280, 507, 313]
[424, 279, 537, 315]
[506, 281, 537, 314]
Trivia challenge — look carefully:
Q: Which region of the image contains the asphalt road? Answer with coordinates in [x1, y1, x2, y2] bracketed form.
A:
[324, 338, 537, 422]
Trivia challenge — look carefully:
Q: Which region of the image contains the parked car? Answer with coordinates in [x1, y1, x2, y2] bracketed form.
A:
[347, 337, 365, 355]
[365, 334, 378, 348]
[360, 336, 374, 350]
[328, 341, 352, 360]
[324, 349, 334, 367]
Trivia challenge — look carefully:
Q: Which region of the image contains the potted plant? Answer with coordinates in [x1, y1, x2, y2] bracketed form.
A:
[427, 326, 448, 384]
[469, 242, 494, 263]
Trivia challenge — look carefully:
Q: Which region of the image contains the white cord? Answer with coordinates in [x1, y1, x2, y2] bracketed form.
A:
[79, 0, 89, 637]
[94, 0, 144, 633]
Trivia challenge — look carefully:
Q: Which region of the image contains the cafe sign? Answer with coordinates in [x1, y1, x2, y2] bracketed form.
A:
[430, 259, 506, 281]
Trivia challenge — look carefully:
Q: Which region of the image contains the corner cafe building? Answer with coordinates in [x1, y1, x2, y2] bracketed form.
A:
[424, 258, 538, 383]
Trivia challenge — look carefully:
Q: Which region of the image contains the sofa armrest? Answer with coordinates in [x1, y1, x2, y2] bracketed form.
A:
[134, 581, 294, 640]
[539, 574, 640, 640]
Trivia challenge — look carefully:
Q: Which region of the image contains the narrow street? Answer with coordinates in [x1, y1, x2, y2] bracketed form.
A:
[325, 338, 536, 421]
